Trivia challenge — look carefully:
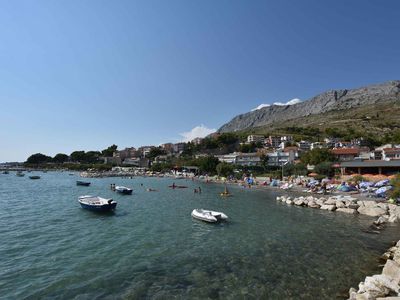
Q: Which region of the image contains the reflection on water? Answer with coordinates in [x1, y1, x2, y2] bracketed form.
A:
[0, 172, 399, 299]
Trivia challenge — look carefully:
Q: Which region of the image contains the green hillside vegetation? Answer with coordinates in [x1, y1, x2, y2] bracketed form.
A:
[238, 100, 400, 145]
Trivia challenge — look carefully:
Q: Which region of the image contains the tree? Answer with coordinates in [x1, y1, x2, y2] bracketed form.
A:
[197, 155, 219, 174]
[70, 151, 86, 163]
[53, 153, 69, 163]
[314, 161, 335, 177]
[101, 144, 118, 157]
[84, 151, 101, 164]
[26, 153, 52, 164]
[300, 148, 336, 166]
[216, 162, 234, 177]
[147, 147, 166, 160]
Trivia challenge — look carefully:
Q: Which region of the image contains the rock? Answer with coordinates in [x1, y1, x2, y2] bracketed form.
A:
[388, 215, 399, 223]
[377, 203, 389, 211]
[382, 260, 400, 285]
[358, 201, 365, 207]
[294, 199, 304, 206]
[308, 201, 320, 208]
[316, 199, 325, 206]
[358, 274, 397, 298]
[276, 196, 281, 201]
[306, 196, 315, 202]
[337, 208, 357, 214]
[348, 203, 360, 210]
[320, 204, 336, 211]
[363, 201, 379, 207]
[218, 81, 400, 133]
[336, 200, 346, 208]
[376, 297, 400, 300]
[286, 200, 294, 205]
[358, 206, 387, 217]
[375, 216, 389, 225]
[325, 199, 336, 205]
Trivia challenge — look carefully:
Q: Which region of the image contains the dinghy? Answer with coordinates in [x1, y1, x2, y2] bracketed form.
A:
[115, 186, 133, 195]
[29, 175, 41, 179]
[78, 195, 117, 212]
[76, 181, 91, 186]
[191, 209, 228, 223]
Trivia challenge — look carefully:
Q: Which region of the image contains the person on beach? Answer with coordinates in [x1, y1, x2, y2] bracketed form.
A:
[198, 187, 201, 193]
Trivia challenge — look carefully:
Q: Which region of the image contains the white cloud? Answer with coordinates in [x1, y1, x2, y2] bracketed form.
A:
[180, 124, 216, 142]
[251, 98, 302, 111]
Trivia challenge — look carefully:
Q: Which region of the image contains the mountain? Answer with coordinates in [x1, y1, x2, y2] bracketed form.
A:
[218, 80, 400, 133]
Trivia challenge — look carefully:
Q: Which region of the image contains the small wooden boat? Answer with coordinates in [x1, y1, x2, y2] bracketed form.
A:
[76, 180, 91, 186]
[115, 186, 133, 195]
[78, 195, 117, 212]
[29, 175, 41, 179]
[191, 209, 228, 223]
[169, 185, 188, 189]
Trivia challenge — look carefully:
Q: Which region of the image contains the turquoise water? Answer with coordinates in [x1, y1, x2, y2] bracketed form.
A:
[0, 172, 399, 299]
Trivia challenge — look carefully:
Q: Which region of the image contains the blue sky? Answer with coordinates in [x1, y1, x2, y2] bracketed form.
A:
[0, 0, 399, 162]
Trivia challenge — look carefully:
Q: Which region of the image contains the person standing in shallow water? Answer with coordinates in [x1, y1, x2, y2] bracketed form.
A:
[198, 187, 201, 194]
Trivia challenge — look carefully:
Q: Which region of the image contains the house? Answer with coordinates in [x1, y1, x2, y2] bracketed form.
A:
[138, 146, 155, 158]
[191, 137, 203, 145]
[173, 143, 186, 153]
[247, 135, 265, 144]
[267, 150, 297, 167]
[297, 140, 311, 151]
[216, 152, 261, 166]
[382, 148, 400, 160]
[122, 157, 150, 168]
[267, 136, 282, 148]
[235, 153, 261, 166]
[114, 147, 137, 160]
[310, 142, 324, 150]
[331, 148, 360, 161]
[339, 160, 400, 175]
[161, 143, 174, 153]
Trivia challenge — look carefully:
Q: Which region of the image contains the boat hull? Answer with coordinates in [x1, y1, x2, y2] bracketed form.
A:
[79, 202, 117, 212]
[76, 181, 91, 186]
[116, 189, 132, 195]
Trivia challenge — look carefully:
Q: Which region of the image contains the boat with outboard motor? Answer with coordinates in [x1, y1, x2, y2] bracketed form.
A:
[115, 186, 133, 195]
[191, 209, 228, 223]
[78, 195, 117, 212]
[76, 181, 91, 186]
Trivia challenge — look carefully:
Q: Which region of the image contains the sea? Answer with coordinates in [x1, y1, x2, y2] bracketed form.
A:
[0, 171, 399, 299]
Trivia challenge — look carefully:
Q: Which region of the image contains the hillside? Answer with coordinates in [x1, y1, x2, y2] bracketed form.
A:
[218, 80, 400, 134]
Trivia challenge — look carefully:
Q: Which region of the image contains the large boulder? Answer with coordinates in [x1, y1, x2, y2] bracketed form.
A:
[325, 198, 336, 205]
[382, 260, 400, 285]
[337, 208, 357, 214]
[316, 198, 325, 206]
[348, 203, 360, 210]
[286, 199, 294, 205]
[336, 200, 346, 208]
[358, 206, 387, 217]
[294, 199, 305, 206]
[308, 201, 320, 208]
[320, 204, 336, 211]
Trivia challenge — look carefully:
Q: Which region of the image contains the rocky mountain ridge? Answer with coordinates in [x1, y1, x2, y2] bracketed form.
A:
[218, 80, 400, 133]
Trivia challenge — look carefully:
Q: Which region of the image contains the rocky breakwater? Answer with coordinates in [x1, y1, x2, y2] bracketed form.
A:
[348, 242, 400, 300]
[277, 195, 400, 299]
[276, 195, 400, 225]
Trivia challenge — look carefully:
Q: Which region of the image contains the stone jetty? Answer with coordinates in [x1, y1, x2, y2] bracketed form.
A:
[277, 195, 400, 299]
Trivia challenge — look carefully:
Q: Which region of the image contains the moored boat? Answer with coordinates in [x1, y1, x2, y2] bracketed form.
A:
[76, 180, 91, 186]
[78, 195, 117, 212]
[191, 209, 228, 223]
[29, 175, 41, 179]
[2, 171, 9, 174]
[115, 186, 133, 195]
[16, 171, 25, 177]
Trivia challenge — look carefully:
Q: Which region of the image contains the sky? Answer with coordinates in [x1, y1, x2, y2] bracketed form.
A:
[0, 0, 399, 162]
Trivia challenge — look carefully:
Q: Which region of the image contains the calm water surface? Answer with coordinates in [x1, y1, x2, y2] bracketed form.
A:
[0, 172, 399, 299]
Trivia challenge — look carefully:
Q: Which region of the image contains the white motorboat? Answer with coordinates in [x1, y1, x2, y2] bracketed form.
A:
[191, 209, 228, 223]
[78, 195, 117, 212]
[115, 186, 133, 195]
